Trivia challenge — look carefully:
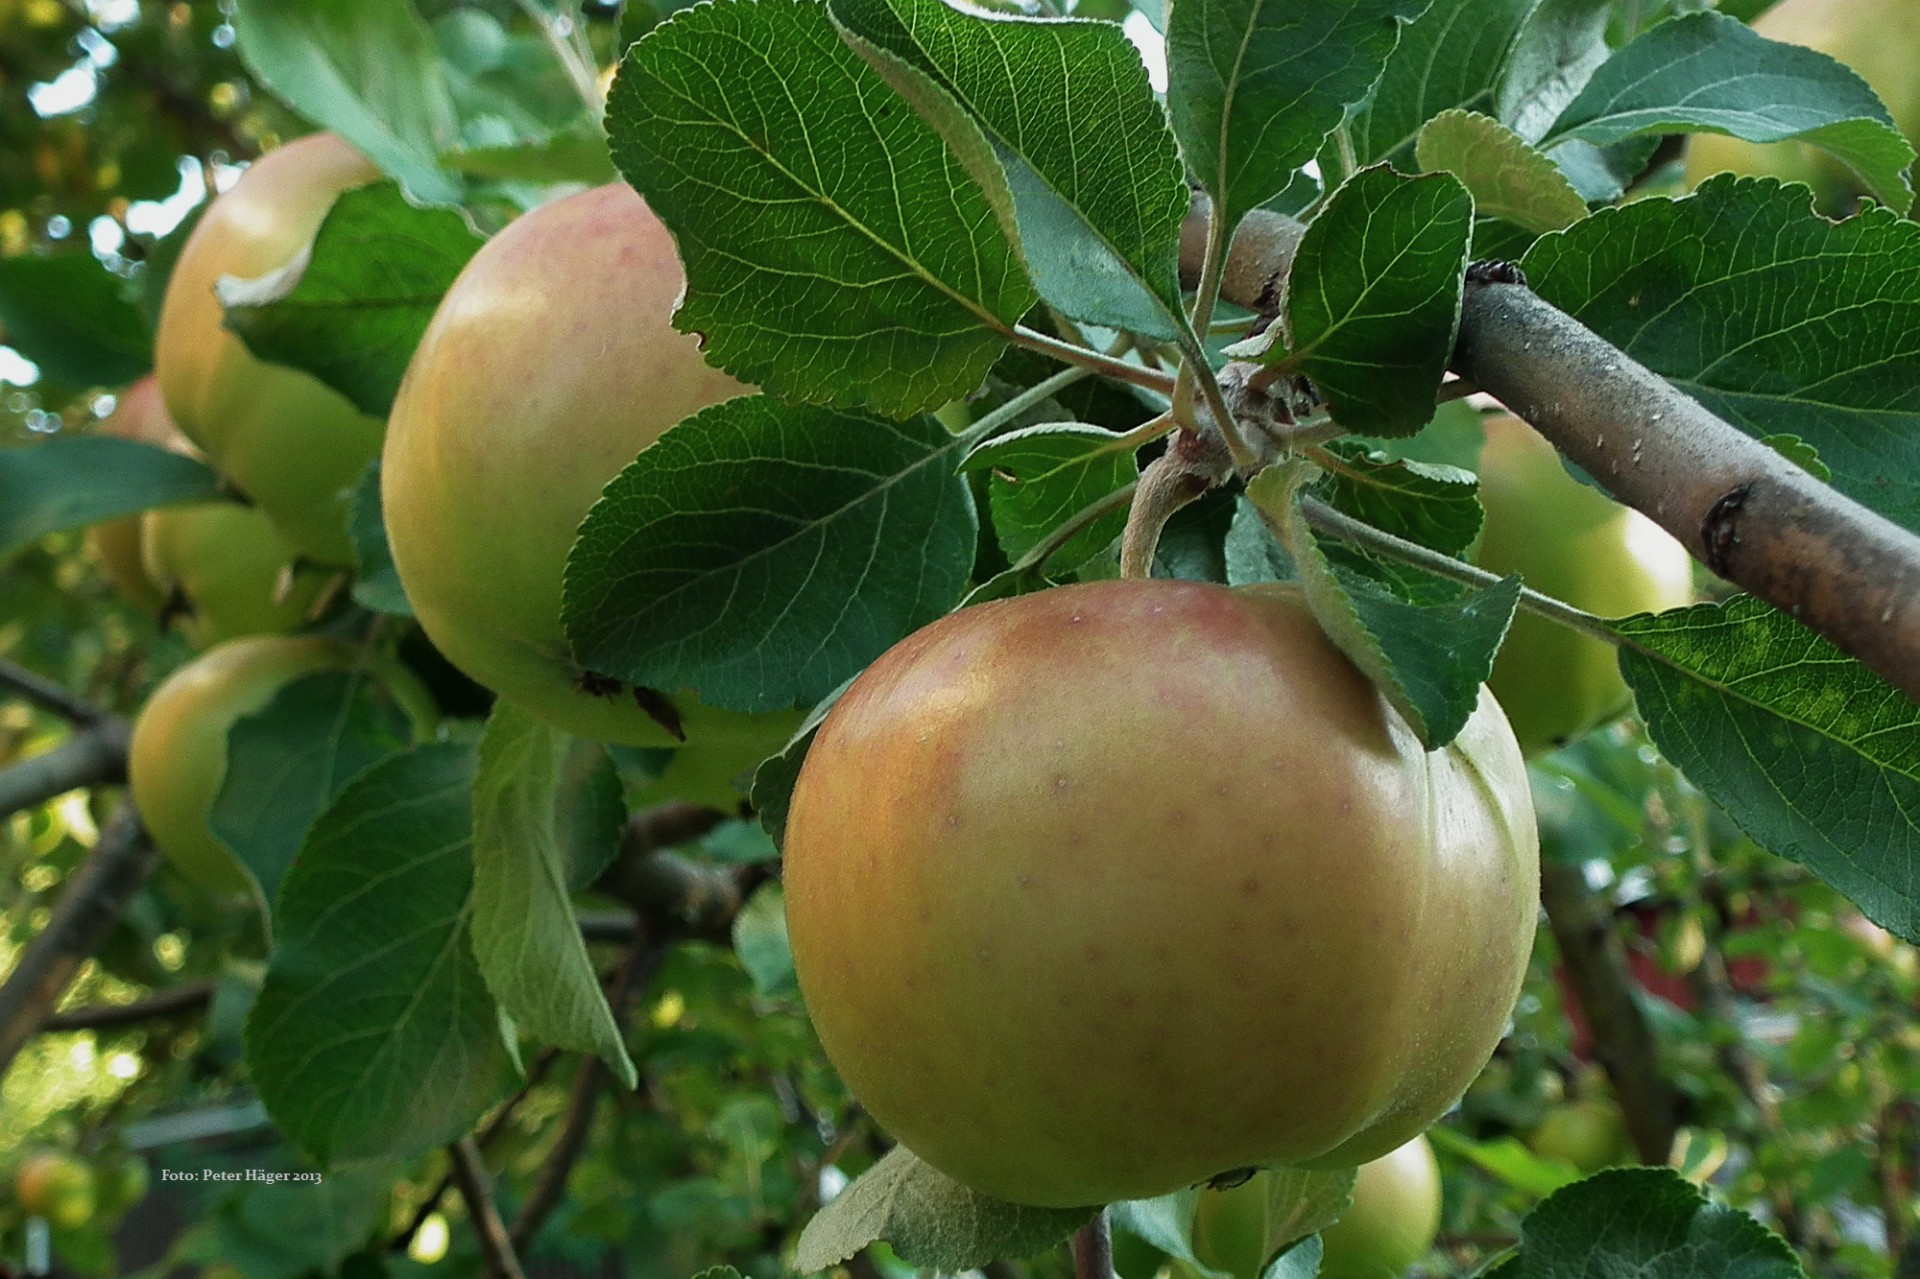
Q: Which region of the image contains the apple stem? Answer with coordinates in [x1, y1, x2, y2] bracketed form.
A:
[1071, 1210, 1115, 1279]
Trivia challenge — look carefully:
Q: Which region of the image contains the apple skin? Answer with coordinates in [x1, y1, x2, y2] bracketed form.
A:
[86, 376, 189, 615]
[1317, 1136, 1443, 1279]
[784, 579, 1539, 1207]
[1683, 0, 1920, 214]
[1526, 1099, 1631, 1173]
[141, 502, 329, 647]
[1473, 414, 1693, 756]
[15, 1151, 96, 1229]
[383, 182, 794, 751]
[154, 132, 384, 565]
[130, 635, 434, 897]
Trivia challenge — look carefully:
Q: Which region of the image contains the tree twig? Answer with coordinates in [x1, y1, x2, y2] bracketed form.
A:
[0, 659, 111, 725]
[596, 802, 755, 940]
[448, 1136, 527, 1279]
[1178, 199, 1920, 704]
[1071, 1210, 1114, 1279]
[40, 979, 215, 1032]
[0, 721, 131, 820]
[1537, 861, 1680, 1165]
[0, 804, 156, 1078]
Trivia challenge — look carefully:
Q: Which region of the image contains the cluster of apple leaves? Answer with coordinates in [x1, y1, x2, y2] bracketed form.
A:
[8, 0, 1920, 1271]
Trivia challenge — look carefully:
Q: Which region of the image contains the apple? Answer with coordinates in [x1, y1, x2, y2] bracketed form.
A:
[129, 635, 434, 897]
[783, 579, 1539, 1207]
[94, 1152, 150, 1215]
[14, 1151, 95, 1228]
[154, 131, 384, 565]
[1526, 1098, 1631, 1173]
[383, 181, 796, 752]
[140, 502, 330, 647]
[1473, 414, 1694, 756]
[1317, 1136, 1442, 1279]
[86, 375, 189, 615]
[1682, 0, 1920, 214]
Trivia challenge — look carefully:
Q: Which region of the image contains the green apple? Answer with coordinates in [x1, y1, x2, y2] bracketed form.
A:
[1318, 1136, 1442, 1279]
[15, 1151, 95, 1229]
[1527, 1099, 1631, 1173]
[86, 375, 188, 616]
[141, 502, 330, 647]
[383, 181, 796, 752]
[785, 580, 1539, 1207]
[154, 132, 384, 565]
[129, 635, 434, 897]
[1474, 414, 1694, 755]
[1683, 0, 1920, 214]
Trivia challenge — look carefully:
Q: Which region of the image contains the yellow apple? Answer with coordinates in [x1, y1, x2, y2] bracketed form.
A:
[141, 502, 330, 647]
[154, 132, 384, 565]
[86, 375, 188, 615]
[784, 580, 1539, 1207]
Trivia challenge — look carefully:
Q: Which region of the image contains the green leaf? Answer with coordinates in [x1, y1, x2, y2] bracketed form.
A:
[1165, 0, 1425, 232]
[348, 462, 411, 616]
[1344, 0, 1538, 167]
[1542, 12, 1915, 212]
[1496, 1167, 1803, 1277]
[563, 396, 977, 714]
[1250, 464, 1520, 751]
[1493, 0, 1613, 143]
[1618, 596, 1920, 945]
[731, 881, 796, 996]
[750, 690, 843, 850]
[245, 744, 511, 1163]
[607, 0, 1036, 415]
[211, 1166, 396, 1279]
[220, 181, 483, 418]
[795, 1144, 1096, 1273]
[0, 437, 222, 558]
[1426, 1127, 1582, 1198]
[232, 0, 465, 205]
[831, 0, 1190, 338]
[1312, 441, 1482, 558]
[211, 671, 418, 922]
[1521, 176, 1920, 535]
[1235, 166, 1473, 438]
[1415, 110, 1587, 234]
[964, 424, 1137, 572]
[469, 702, 639, 1087]
[0, 254, 152, 388]
[442, 124, 617, 185]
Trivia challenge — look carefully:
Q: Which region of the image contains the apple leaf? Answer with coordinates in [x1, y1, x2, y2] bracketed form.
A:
[1415, 111, 1587, 235]
[232, 0, 464, 205]
[1493, 0, 1612, 144]
[1617, 596, 1920, 946]
[0, 437, 223, 559]
[1425, 1128, 1582, 1198]
[830, 0, 1189, 338]
[607, 0, 1036, 416]
[1165, 0, 1425, 233]
[563, 396, 976, 715]
[1342, 0, 1538, 168]
[210, 670, 419, 926]
[732, 882, 797, 997]
[245, 743, 511, 1164]
[1310, 442, 1482, 559]
[964, 424, 1138, 573]
[1250, 464, 1520, 751]
[1521, 176, 1920, 535]
[1542, 13, 1915, 213]
[750, 685, 846, 851]
[220, 181, 483, 418]
[794, 1144, 1095, 1273]
[1231, 166, 1473, 438]
[207, 1166, 396, 1279]
[348, 463, 411, 616]
[0, 254, 152, 389]
[1488, 1167, 1803, 1278]
[469, 702, 639, 1089]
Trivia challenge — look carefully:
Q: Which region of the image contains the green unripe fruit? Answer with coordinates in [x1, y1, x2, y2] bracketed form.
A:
[86, 376, 188, 615]
[155, 132, 384, 565]
[1318, 1137, 1442, 1279]
[141, 503, 328, 647]
[1527, 1099, 1631, 1174]
[786, 580, 1538, 1207]
[1474, 414, 1693, 755]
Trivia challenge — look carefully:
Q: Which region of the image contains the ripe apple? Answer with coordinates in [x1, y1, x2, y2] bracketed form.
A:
[1526, 1098, 1630, 1173]
[86, 375, 189, 615]
[784, 579, 1539, 1207]
[1683, 0, 1920, 214]
[140, 502, 329, 647]
[14, 1151, 95, 1228]
[130, 634, 434, 896]
[154, 132, 384, 565]
[1317, 1136, 1442, 1279]
[1473, 414, 1693, 755]
[383, 182, 794, 751]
